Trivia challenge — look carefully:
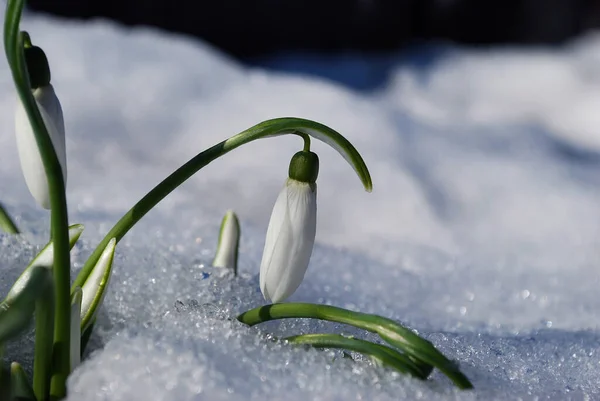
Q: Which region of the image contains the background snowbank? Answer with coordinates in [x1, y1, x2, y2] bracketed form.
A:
[0, 9, 599, 400]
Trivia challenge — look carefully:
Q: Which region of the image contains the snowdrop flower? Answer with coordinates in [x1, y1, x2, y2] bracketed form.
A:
[15, 44, 66, 209]
[260, 150, 319, 303]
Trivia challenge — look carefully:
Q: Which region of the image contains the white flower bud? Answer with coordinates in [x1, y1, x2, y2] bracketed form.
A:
[259, 178, 317, 303]
[15, 84, 66, 209]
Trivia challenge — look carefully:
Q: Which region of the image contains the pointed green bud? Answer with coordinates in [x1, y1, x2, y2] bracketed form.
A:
[0, 265, 52, 343]
[80, 238, 116, 331]
[24, 45, 50, 89]
[288, 151, 319, 184]
[213, 210, 241, 275]
[6, 224, 84, 301]
[10, 362, 35, 401]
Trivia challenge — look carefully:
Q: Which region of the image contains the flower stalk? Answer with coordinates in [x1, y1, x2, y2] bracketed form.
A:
[74, 118, 372, 289]
[33, 278, 54, 401]
[4, 1, 72, 397]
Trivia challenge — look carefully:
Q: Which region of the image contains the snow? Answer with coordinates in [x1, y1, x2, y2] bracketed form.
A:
[1, 7, 600, 401]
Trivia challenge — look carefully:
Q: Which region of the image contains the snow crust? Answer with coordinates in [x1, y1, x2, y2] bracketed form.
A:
[0, 8, 599, 401]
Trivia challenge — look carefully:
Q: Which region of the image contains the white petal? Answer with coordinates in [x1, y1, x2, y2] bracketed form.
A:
[259, 179, 317, 303]
[259, 183, 290, 300]
[15, 84, 67, 209]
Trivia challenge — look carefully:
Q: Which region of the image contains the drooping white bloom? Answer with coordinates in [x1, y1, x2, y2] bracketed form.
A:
[259, 178, 317, 303]
[15, 84, 67, 209]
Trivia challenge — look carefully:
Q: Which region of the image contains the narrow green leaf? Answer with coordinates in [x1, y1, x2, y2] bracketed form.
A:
[0, 265, 52, 344]
[6, 224, 83, 301]
[10, 362, 35, 401]
[212, 210, 240, 275]
[237, 303, 473, 389]
[0, 203, 19, 234]
[80, 238, 116, 331]
[70, 288, 82, 372]
[285, 333, 429, 379]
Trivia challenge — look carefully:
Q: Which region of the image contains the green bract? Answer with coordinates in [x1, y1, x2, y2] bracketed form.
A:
[23, 41, 50, 89]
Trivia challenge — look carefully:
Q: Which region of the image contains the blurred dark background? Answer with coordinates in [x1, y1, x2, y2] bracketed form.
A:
[27, 0, 600, 58]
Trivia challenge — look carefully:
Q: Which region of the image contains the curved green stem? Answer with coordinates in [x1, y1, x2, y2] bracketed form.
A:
[0, 203, 19, 234]
[5, 1, 71, 398]
[300, 133, 311, 152]
[237, 303, 473, 389]
[74, 118, 372, 289]
[284, 333, 429, 379]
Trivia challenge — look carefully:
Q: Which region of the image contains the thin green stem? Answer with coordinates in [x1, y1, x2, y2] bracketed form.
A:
[300, 133, 311, 152]
[74, 118, 372, 289]
[0, 203, 19, 234]
[5, 1, 71, 398]
[237, 303, 473, 389]
[33, 281, 54, 401]
[284, 333, 428, 379]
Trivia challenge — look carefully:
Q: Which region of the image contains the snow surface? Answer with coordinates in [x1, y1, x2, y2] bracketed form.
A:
[1, 7, 600, 401]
